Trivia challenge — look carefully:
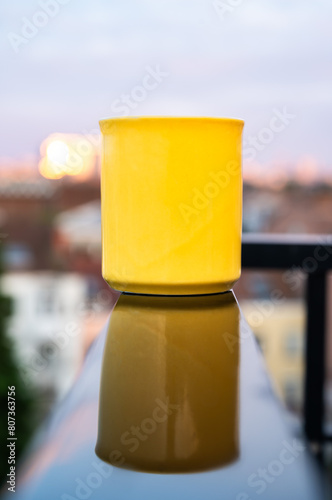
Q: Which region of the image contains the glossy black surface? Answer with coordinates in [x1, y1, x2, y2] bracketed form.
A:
[1, 292, 326, 499]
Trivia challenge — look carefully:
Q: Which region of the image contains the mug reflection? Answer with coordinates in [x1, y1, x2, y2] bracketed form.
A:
[96, 292, 240, 473]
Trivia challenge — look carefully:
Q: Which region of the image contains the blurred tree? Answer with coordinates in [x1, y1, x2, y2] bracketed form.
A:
[0, 244, 37, 486]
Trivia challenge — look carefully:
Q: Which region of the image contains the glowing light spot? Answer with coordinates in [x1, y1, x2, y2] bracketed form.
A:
[39, 133, 98, 180]
[47, 140, 69, 166]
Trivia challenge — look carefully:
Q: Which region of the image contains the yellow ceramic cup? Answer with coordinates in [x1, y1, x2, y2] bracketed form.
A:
[100, 117, 244, 295]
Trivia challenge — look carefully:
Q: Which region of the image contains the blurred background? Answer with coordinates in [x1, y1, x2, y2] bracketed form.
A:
[0, 0, 332, 482]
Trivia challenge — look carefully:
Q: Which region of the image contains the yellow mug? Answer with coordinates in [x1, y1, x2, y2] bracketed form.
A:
[100, 117, 244, 295]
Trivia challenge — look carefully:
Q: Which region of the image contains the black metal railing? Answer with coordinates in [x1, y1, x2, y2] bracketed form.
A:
[242, 233, 332, 445]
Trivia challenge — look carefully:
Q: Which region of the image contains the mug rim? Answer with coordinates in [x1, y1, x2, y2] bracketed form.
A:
[99, 116, 244, 131]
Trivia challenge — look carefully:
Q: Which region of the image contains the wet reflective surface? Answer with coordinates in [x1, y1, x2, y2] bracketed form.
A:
[1, 292, 326, 499]
[96, 292, 239, 472]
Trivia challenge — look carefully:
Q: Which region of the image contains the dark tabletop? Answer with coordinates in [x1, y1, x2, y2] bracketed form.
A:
[1, 291, 326, 500]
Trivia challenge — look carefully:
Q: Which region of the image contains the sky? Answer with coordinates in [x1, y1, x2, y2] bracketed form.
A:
[1, 0, 332, 174]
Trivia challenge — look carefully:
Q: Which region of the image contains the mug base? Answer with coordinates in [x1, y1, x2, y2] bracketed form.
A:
[103, 277, 240, 296]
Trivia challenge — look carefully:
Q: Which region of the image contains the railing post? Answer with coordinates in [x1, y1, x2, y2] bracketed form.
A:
[304, 272, 327, 443]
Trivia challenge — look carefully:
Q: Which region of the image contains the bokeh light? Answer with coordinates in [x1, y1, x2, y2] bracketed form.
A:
[38, 133, 98, 180]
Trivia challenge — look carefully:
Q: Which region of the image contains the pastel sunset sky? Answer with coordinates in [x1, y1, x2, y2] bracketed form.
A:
[1, 0, 331, 177]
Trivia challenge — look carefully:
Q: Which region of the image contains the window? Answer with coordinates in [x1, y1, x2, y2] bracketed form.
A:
[36, 286, 55, 314]
[284, 331, 302, 358]
[255, 334, 266, 353]
[283, 377, 302, 411]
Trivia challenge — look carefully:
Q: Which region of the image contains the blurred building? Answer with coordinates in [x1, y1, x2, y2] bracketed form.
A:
[53, 200, 102, 277]
[0, 179, 100, 271]
[0, 179, 56, 269]
[241, 300, 305, 413]
[1, 272, 88, 407]
[243, 183, 332, 235]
